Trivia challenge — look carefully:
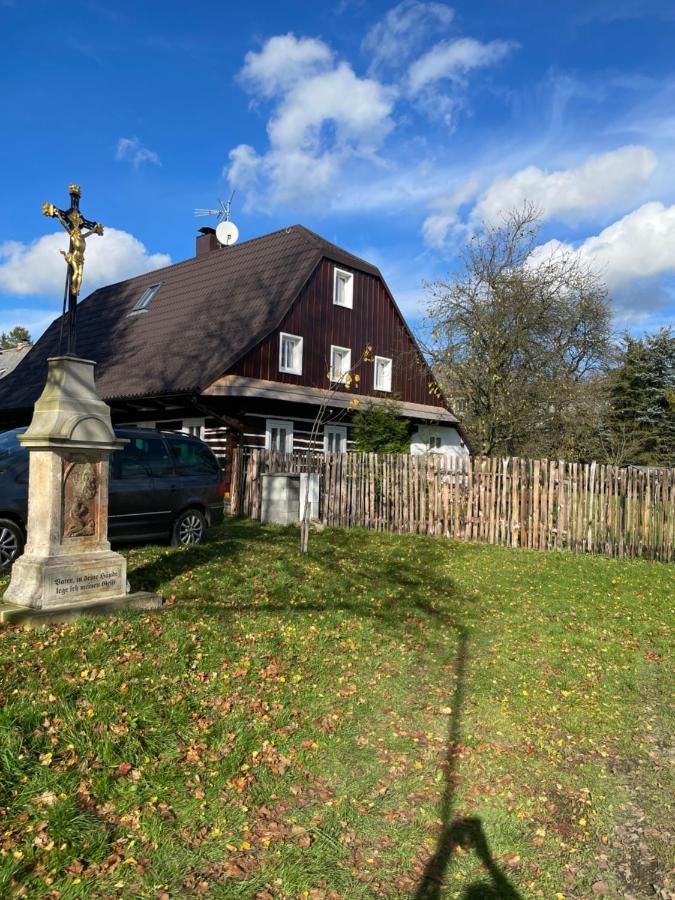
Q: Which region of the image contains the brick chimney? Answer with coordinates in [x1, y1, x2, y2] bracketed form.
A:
[196, 227, 220, 257]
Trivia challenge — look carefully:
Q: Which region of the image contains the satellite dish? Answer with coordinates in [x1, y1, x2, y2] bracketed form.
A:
[195, 192, 239, 247]
[216, 220, 239, 246]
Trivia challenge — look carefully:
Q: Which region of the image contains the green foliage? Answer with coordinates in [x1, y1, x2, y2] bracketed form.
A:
[0, 521, 672, 897]
[607, 328, 675, 466]
[351, 398, 411, 453]
[0, 326, 31, 349]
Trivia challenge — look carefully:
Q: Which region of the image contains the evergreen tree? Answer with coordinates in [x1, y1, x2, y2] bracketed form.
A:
[608, 328, 675, 466]
[0, 325, 32, 349]
[351, 400, 411, 453]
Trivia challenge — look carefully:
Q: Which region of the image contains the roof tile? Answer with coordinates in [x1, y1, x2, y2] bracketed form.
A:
[0, 225, 380, 410]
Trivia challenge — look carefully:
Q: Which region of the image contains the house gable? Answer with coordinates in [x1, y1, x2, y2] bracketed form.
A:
[227, 257, 446, 409]
[0, 224, 450, 422]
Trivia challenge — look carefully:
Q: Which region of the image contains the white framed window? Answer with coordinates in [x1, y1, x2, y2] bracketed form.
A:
[427, 434, 442, 452]
[279, 332, 303, 375]
[330, 345, 352, 383]
[374, 355, 392, 392]
[180, 418, 206, 440]
[122, 417, 206, 440]
[324, 425, 347, 454]
[333, 268, 354, 308]
[265, 419, 293, 453]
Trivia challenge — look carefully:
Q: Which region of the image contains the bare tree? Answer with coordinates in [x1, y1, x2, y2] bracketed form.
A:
[425, 206, 612, 457]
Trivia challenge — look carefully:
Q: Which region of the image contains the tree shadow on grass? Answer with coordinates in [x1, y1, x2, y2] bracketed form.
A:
[413, 630, 522, 900]
[128, 520, 523, 897]
[129, 520, 472, 633]
[127, 520, 277, 593]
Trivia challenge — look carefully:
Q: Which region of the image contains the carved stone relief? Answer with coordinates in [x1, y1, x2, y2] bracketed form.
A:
[63, 460, 99, 539]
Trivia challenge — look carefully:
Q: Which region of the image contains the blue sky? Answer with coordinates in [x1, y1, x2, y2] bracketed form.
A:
[2, 0, 675, 343]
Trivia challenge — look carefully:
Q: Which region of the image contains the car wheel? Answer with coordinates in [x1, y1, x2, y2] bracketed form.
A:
[172, 509, 206, 547]
[0, 519, 24, 569]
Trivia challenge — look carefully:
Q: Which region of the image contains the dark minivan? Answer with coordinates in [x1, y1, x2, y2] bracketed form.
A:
[0, 427, 224, 568]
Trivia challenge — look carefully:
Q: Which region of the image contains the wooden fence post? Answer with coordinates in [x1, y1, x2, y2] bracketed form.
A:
[234, 448, 674, 560]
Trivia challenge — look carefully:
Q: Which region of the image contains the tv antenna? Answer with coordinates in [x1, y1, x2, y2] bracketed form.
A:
[194, 191, 239, 246]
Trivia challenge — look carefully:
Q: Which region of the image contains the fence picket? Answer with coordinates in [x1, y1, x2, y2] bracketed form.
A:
[232, 449, 673, 561]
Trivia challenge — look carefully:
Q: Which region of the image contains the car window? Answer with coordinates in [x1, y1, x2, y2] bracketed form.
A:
[168, 438, 220, 475]
[0, 430, 27, 471]
[14, 459, 29, 483]
[113, 435, 174, 479]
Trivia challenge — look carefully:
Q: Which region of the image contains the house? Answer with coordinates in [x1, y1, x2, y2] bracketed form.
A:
[0, 225, 469, 486]
[0, 342, 32, 379]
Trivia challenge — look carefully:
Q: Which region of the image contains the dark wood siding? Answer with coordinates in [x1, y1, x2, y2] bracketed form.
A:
[228, 258, 445, 408]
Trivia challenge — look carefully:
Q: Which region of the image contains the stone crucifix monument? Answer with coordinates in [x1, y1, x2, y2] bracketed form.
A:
[0, 185, 160, 625]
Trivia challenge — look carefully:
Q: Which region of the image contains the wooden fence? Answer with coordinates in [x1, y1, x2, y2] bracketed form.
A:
[230, 448, 675, 562]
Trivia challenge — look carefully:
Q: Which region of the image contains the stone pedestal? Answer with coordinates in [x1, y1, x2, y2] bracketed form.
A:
[2, 356, 147, 612]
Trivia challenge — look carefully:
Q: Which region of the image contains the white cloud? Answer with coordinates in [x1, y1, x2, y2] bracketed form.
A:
[226, 144, 261, 190]
[227, 23, 516, 211]
[472, 145, 657, 227]
[239, 33, 333, 97]
[579, 201, 675, 287]
[0, 228, 171, 297]
[531, 201, 675, 289]
[269, 63, 394, 151]
[408, 36, 514, 93]
[116, 137, 161, 168]
[362, 0, 454, 75]
[422, 176, 480, 246]
[227, 35, 395, 207]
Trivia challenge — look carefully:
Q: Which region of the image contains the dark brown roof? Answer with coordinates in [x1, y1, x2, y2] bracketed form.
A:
[0, 225, 382, 412]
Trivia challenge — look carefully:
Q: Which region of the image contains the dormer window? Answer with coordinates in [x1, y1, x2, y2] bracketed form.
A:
[374, 356, 392, 392]
[333, 268, 353, 308]
[279, 332, 303, 375]
[128, 283, 161, 315]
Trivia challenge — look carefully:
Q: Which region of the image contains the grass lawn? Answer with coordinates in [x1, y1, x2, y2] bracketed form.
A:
[0, 520, 673, 899]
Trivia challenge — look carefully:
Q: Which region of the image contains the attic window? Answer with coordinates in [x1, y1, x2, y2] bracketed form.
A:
[333, 268, 353, 308]
[128, 283, 161, 315]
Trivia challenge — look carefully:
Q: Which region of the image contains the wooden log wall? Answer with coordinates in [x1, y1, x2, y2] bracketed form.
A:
[229, 449, 675, 562]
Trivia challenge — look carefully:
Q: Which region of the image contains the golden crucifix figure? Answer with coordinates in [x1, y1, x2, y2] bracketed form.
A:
[42, 183, 104, 355]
